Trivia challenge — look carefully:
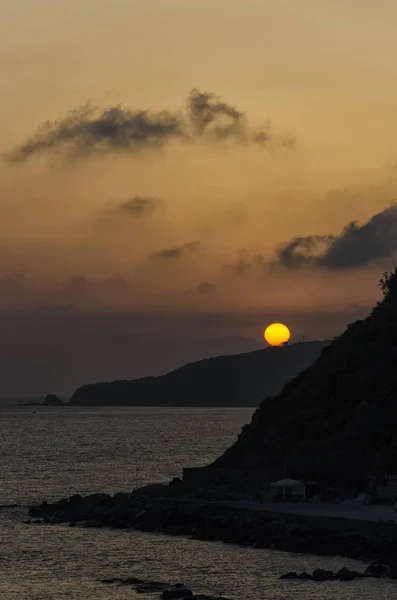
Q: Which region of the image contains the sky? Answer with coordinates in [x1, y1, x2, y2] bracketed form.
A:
[1, 0, 397, 395]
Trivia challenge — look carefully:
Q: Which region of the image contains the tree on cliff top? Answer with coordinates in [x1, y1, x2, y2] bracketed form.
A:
[379, 267, 397, 298]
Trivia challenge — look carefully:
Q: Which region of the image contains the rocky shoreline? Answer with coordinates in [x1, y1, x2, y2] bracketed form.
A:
[28, 491, 397, 569]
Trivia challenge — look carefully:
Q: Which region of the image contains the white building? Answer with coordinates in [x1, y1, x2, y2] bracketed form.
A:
[269, 478, 306, 501]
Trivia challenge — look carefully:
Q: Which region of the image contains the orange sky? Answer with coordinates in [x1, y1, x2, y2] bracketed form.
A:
[1, 0, 397, 393]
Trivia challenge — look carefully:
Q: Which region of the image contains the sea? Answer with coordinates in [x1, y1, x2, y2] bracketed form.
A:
[0, 403, 395, 600]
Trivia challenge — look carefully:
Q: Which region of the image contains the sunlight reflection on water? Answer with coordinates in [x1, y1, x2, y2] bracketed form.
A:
[0, 406, 394, 599]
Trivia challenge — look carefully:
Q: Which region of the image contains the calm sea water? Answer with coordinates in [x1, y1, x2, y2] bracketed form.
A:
[0, 405, 395, 600]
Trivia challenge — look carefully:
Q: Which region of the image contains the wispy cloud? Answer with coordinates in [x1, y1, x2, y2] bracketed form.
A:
[117, 195, 165, 216]
[149, 241, 202, 260]
[4, 89, 295, 162]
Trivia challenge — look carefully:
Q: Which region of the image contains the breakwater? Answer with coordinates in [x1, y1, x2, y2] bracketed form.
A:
[28, 492, 397, 563]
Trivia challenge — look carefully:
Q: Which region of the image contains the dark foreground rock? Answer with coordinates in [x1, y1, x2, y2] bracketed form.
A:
[280, 567, 367, 582]
[100, 577, 230, 599]
[28, 491, 397, 568]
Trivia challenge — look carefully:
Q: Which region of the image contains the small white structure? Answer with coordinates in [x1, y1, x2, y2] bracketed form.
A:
[269, 478, 306, 501]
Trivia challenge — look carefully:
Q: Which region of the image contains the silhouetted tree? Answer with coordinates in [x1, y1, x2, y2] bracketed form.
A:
[379, 267, 397, 298]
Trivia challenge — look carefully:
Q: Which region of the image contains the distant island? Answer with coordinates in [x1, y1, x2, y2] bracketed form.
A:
[68, 340, 329, 407]
[19, 394, 64, 407]
[43, 394, 63, 406]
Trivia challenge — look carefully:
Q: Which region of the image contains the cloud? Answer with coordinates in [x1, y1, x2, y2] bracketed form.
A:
[5, 104, 184, 162]
[274, 235, 336, 269]
[274, 203, 397, 270]
[196, 281, 216, 294]
[117, 195, 165, 216]
[149, 241, 201, 260]
[187, 89, 295, 148]
[4, 89, 295, 162]
[224, 250, 266, 275]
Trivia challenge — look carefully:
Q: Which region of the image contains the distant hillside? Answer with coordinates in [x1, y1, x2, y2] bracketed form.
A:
[211, 269, 397, 493]
[69, 341, 329, 407]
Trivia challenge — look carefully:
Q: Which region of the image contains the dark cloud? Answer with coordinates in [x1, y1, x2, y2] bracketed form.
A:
[117, 195, 164, 216]
[188, 89, 245, 140]
[5, 104, 184, 162]
[196, 282, 216, 294]
[149, 241, 201, 260]
[4, 90, 295, 162]
[274, 204, 397, 270]
[275, 235, 336, 269]
[187, 89, 295, 147]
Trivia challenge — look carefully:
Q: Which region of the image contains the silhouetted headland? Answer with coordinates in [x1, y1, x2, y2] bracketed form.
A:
[209, 268, 397, 492]
[69, 341, 329, 407]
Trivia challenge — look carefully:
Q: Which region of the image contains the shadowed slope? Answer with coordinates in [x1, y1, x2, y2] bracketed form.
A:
[211, 270, 397, 491]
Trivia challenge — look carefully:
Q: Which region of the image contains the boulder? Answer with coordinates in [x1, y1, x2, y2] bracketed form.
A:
[82, 520, 98, 527]
[69, 494, 83, 506]
[191, 597, 232, 600]
[161, 588, 193, 598]
[279, 572, 299, 579]
[365, 561, 389, 577]
[169, 477, 183, 486]
[312, 569, 334, 581]
[135, 581, 175, 594]
[387, 563, 397, 579]
[335, 567, 360, 581]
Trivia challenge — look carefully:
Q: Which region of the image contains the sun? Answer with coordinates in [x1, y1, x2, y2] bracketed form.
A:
[264, 323, 291, 346]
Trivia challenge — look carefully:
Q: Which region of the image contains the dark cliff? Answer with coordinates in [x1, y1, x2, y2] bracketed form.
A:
[69, 341, 329, 407]
[211, 269, 397, 491]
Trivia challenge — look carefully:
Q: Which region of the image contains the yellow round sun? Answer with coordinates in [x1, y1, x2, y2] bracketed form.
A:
[264, 323, 291, 346]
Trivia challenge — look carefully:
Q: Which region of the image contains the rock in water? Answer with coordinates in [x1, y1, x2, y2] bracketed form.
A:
[312, 569, 334, 582]
[365, 560, 390, 577]
[335, 567, 360, 581]
[161, 588, 193, 598]
[279, 572, 299, 579]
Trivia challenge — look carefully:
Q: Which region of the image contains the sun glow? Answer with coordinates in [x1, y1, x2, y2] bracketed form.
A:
[264, 323, 291, 346]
